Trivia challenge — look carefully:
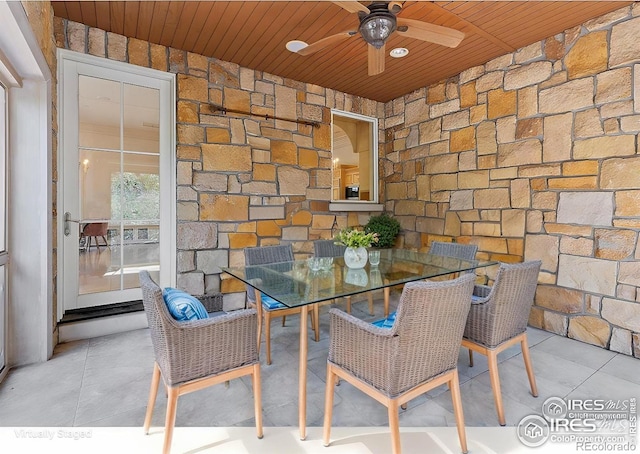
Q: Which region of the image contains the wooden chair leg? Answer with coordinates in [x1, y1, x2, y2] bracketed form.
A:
[313, 304, 320, 342]
[368, 293, 374, 315]
[450, 369, 468, 454]
[323, 366, 336, 447]
[384, 287, 390, 318]
[265, 312, 272, 365]
[521, 335, 538, 397]
[252, 364, 263, 439]
[163, 387, 179, 454]
[487, 350, 506, 426]
[346, 296, 351, 314]
[282, 315, 286, 327]
[144, 362, 161, 434]
[254, 296, 263, 356]
[468, 349, 474, 367]
[388, 400, 401, 454]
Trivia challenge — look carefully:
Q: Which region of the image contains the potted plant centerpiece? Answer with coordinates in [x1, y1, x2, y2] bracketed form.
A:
[335, 228, 379, 269]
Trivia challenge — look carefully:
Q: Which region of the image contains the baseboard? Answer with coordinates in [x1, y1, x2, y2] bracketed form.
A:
[58, 311, 148, 343]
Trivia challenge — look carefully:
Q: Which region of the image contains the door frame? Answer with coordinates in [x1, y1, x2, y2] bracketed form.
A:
[0, 81, 6, 378]
[57, 50, 176, 320]
[0, 1, 53, 367]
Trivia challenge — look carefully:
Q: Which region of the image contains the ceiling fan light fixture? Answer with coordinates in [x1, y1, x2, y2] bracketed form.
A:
[390, 47, 408, 58]
[359, 13, 396, 49]
[286, 40, 308, 53]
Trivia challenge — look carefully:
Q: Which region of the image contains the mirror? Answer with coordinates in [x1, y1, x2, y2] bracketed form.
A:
[331, 110, 378, 203]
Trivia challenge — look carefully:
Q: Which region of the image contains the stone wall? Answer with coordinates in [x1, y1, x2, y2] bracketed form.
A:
[54, 18, 385, 308]
[53, 5, 640, 355]
[383, 5, 640, 356]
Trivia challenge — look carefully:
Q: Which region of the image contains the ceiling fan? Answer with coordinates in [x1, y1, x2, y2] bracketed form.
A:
[286, 1, 465, 76]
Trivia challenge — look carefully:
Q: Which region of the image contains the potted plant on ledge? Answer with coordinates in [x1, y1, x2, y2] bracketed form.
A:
[335, 228, 378, 269]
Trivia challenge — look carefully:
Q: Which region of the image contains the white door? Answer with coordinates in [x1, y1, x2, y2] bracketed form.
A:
[60, 52, 175, 312]
[0, 83, 6, 371]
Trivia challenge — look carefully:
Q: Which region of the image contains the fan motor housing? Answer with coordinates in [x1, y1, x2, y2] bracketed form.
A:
[358, 2, 398, 49]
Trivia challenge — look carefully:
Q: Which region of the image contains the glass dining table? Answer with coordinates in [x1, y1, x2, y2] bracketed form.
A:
[222, 248, 497, 440]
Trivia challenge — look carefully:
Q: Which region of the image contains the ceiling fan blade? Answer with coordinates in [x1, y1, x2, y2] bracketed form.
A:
[388, 2, 403, 14]
[397, 18, 465, 48]
[332, 1, 370, 14]
[368, 43, 385, 76]
[296, 31, 355, 56]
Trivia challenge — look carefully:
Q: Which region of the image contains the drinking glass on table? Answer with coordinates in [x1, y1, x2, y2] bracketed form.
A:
[369, 250, 381, 266]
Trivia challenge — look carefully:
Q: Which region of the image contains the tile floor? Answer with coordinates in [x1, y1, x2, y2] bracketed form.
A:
[1, 293, 639, 453]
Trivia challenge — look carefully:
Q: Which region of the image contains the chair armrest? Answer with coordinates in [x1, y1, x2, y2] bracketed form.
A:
[160, 308, 258, 386]
[328, 308, 398, 392]
[244, 278, 263, 304]
[196, 293, 224, 313]
[464, 294, 494, 346]
[471, 284, 491, 303]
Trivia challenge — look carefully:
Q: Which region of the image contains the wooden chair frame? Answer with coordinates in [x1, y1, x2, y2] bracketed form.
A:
[144, 362, 262, 454]
[462, 332, 538, 426]
[252, 292, 318, 365]
[323, 364, 467, 454]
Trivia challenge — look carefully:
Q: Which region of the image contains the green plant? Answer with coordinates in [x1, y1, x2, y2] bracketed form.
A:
[365, 213, 400, 248]
[334, 228, 379, 249]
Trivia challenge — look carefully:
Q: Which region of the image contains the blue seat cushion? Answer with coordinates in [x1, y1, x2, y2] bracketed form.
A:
[261, 293, 286, 310]
[471, 295, 484, 303]
[162, 287, 209, 321]
[372, 311, 397, 329]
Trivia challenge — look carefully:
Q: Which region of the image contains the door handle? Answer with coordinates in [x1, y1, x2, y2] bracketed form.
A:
[64, 211, 80, 236]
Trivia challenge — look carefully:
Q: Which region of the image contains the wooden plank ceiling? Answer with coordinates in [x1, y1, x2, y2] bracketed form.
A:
[52, 1, 632, 103]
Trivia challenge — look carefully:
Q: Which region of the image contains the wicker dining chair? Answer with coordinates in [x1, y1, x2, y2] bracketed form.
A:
[314, 239, 346, 258]
[429, 241, 478, 261]
[461, 260, 542, 426]
[314, 239, 376, 316]
[373, 241, 479, 350]
[139, 271, 262, 454]
[429, 241, 478, 279]
[323, 273, 476, 454]
[244, 244, 318, 365]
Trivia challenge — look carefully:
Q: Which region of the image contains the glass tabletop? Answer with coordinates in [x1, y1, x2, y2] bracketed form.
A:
[222, 249, 498, 309]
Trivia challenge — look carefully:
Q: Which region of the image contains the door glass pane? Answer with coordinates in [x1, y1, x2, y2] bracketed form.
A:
[79, 232, 121, 294]
[78, 148, 119, 295]
[121, 152, 160, 289]
[123, 83, 159, 153]
[79, 149, 117, 220]
[77, 75, 162, 297]
[78, 76, 121, 150]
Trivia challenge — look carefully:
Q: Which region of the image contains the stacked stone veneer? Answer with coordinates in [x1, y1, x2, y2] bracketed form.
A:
[54, 18, 385, 309]
[382, 5, 640, 356]
[54, 5, 640, 356]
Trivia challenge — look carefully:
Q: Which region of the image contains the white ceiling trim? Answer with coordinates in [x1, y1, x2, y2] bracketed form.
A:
[0, 47, 21, 88]
[0, 2, 51, 86]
